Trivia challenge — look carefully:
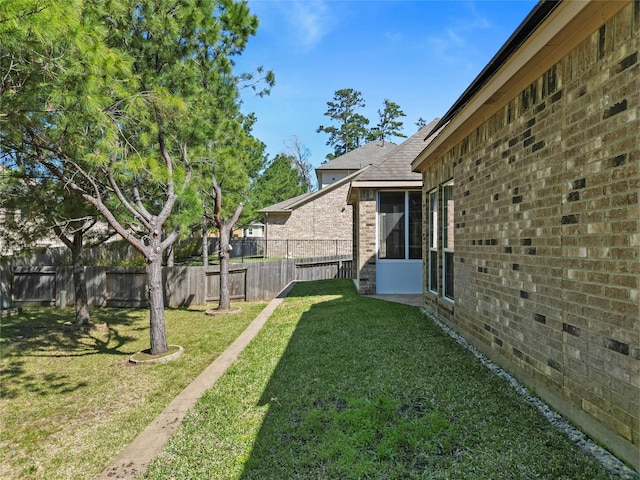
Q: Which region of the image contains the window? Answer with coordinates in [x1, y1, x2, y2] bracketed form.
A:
[427, 182, 454, 301]
[378, 191, 422, 260]
[428, 189, 438, 293]
[443, 182, 454, 300]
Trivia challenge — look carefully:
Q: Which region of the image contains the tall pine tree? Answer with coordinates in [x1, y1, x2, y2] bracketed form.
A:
[368, 99, 407, 145]
[1, 0, 273, 354]
[317, 88, 369, 159]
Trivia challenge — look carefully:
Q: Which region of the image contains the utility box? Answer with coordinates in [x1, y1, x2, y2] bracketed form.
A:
[0, 292, 9, 309]
[58, 290, 67, 309]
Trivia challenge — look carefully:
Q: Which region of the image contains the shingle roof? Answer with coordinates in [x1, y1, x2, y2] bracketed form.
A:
[315, 141, 398, 171]
[353, 118, 440, 182]
[257, 169, 364, 214]
[257, 191, 311, 213]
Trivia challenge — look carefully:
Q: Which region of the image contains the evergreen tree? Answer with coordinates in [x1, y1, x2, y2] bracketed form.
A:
[0, 0, 273, 354]
[368, 99, 407, 145]
[0, 164, 114, 327]
[316, 88, 369, 160]
[249, 153, 309, 211]
[204, 175, 243, 311]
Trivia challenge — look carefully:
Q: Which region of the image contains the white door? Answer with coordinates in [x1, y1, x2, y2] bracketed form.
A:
[376, 191, 423, 294]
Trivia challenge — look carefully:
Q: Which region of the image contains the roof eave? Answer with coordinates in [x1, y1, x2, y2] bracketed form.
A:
[259, 209, 292, 215]
[424, 1, 562, 140]
[413, 0, 623, 173]
[259, 168, 366, 214]
[351, 180, 423, 189]
[347, 180, 423, 205]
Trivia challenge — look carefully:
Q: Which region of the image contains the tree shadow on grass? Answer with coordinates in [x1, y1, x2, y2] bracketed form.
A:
[239, 279, 464, 479]
[0, 307, 143, 399]
[0, 361, 90, 399]
[236, 279, 617, 480]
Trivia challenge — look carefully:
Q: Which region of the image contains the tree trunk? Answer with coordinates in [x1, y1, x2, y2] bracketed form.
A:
[218, 225, 232, 310]
[146, 243, 168, 355]
[166, 243, 175, 267]
[206, 175, 242, 311]
[202, 222, 208, 267]
[71, 231, 90, 327]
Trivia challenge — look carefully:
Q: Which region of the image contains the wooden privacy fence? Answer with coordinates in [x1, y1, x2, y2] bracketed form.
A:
[2, 256, 353, 308]
[3, 238, 352, 267]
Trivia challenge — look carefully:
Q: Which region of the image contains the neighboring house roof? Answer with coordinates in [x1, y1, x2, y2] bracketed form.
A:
[315, 141, 397, 172]
[258, 169, 364, 214]
[351, 118, 440, 184]
[257, 191, 312, 214]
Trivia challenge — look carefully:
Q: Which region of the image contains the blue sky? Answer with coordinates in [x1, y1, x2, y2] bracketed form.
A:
[235, 0, 537, 170]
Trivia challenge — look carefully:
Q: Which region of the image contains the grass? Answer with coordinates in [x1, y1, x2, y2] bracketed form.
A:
[0, 300, 266, 479]
[145, 279, 619, 480]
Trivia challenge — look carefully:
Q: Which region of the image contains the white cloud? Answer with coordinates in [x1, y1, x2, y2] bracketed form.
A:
[384, 30, 404, 45]
[285, 0, 336, 51]
[427, 2, 490, 65]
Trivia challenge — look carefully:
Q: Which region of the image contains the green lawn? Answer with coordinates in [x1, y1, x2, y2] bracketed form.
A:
[0, 301, 266, 479]
[145, 279, 618, 480]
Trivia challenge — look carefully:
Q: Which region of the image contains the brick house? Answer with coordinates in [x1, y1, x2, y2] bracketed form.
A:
[412, 0, 639, 469]
[258, 142, 396, 252]
[347, 119, 439, 294]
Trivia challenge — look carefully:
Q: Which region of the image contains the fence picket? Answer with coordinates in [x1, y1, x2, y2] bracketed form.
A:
[2, 255, 353, 308]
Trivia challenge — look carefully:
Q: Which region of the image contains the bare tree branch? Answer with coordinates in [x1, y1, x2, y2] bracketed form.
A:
[39, 157, 148, 257]
[132, 176, 153, 221]
[106, 156, 153, 231]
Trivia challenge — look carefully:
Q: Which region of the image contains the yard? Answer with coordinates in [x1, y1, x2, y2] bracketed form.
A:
[0, 301, 266, 479]
[0, 279, 624, 479]
[145, 280, 619, 479]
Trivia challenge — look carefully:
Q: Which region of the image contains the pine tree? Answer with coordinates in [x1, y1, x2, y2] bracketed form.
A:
[368, 99, 407, 145]
[1, 0, 274, 354]
[317, 88, 370, 159]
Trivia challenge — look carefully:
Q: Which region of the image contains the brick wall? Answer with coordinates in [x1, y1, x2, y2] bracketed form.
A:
[422, 2, 639, 467]
[354, 188, 377, 294]
[264, 182, 353, 243]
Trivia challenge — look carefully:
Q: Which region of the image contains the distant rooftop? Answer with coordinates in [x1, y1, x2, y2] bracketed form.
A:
[353, 118, 440, 183]
[315, 141, 398, 171]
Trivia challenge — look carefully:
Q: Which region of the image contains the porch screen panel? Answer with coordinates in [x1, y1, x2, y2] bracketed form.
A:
[378, 191, 405, 259]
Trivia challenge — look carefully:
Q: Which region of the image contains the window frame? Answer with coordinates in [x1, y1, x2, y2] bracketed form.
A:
[408, 191, 422, 260]
[442, 181, 454, 302]
[428, 188, 438, 294]
[377, 190, 423, 261]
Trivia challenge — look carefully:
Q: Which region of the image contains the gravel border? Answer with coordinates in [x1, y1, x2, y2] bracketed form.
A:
[421, 309, 639, 480]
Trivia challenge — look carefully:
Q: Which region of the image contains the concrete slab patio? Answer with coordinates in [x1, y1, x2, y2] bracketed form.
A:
[365, 294, 424, 307]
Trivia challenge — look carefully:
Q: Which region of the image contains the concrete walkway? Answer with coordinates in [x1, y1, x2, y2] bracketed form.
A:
[96, 284, 294, 480]
[96, 288, 422, 479]
[365, 294, 424, 307]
